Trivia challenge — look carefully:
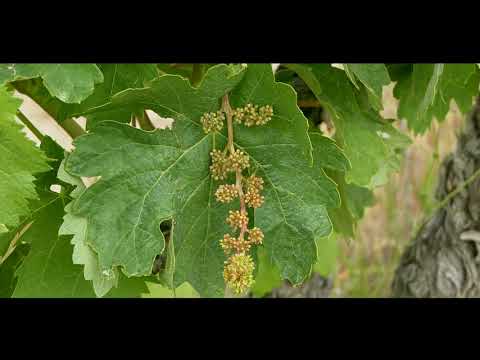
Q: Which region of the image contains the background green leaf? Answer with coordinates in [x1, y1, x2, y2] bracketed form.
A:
[0, 87, 50, 231]
[0, 64, 103, 103]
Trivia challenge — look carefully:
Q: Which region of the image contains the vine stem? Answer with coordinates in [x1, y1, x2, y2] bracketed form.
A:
[413, 166, 480, 237]
[0, 221, 33, 266]
[16, 110, 44, 142]
[61, 118, 86, 139]
[298, 99, 322, 108]
[432, 167, 480, 215]
[222, 94, 248, 241]
[136, 110, 155, 131]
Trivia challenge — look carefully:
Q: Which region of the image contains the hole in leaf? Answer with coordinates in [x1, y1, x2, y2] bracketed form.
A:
[146, 109, 174, 129]
[160, 219, 172, 237]
[50, 184, 61, 193]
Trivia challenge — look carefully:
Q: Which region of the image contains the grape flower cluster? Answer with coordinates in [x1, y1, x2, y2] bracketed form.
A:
[200, 110, 225, 133]
[233, 104, 273, 127]
[201, 101, 273, 295]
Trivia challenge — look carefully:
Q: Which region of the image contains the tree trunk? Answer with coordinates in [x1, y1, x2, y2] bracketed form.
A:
[264, 274, 333, 298]
[392, 98, 480, 298]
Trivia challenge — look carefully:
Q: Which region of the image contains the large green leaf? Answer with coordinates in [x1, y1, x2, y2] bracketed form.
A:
[12, 192, 97, 297]
[0, 87, 50, 231]
[12, 191, 149, 298]
[142, 281, 200, 298]
[343, 64, 391, 110]
[57, 159, 120, 297]
[74, 64, 159, 129]
[65, 64, 247, 297]
[393, 64, 480, 134]
[0, 243, 29, 297]
[250, 246, 282, 297]
[313, 233, 338, 277]
[287, 64, 411, 188]
[11, 64, 159, 125]
[64, 64, 343, 296]
[0, 64, 103, 103]
[12, 168, 149, 298]
[327, 170, 375, 237]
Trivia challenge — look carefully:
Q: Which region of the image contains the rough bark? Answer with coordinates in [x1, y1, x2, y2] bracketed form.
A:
[262, 274, 333, 298]
[392, 98, 480, 298]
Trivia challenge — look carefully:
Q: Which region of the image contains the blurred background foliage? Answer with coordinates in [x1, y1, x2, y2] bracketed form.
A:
[330, 84, 463, 297]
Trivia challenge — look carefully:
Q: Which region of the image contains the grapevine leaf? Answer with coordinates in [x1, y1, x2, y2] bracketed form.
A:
[58, 159, 152, 298]
[287, 63, 411, 188]
[12, 77, 74, 122]
[344, 182, 375, 219]
[142, 281, 199, 298]
[229, 67, 341, 285]
[12, 192, 97, 297]
[58, 159, 121, 297]
[343, 64, 391, 110]
[107, 275, 151, 297]
[156, 64, 194, 78]
[0, 87, 50, 230]
[65, 64, 342, 296]
[327, 170, 375, 237]
[0, 243, 29, 297]
[11, 65, 159, 125]
[12, 180, 149, 298]
[0, 232, 12, 257]
[343, 65, 360, 90]
[0, 64, 104, 103]
[75, 64, 159, 129]
[313, 233, 338, 277]
[250, 246, 282, 297]
[393, 64, 480, 134]
[65, 64, 248, 297]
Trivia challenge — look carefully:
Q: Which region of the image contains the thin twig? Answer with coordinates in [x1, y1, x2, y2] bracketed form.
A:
[416, 166, 480, 236]
[61, 118, 86, 139]
[16, 110, 44, 141]
[0, 221, 33, 266]
[136, 111, 155, 131]
[222, 94, 248, 241]
[298, 99, 322, 108]
[432, 167, 480, 215]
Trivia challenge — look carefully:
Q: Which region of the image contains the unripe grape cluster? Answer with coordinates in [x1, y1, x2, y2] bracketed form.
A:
[209, 149, 249, 181]
[215, 184, 238, 203]
[226, 210, 249, 230]
[233, 104, 274, 127]
[223, 253, 255, 294]
[200, 111, 225, 133]
[203, 102, 273, 295]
